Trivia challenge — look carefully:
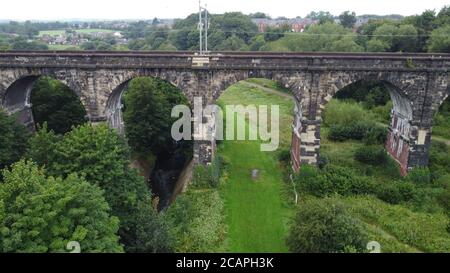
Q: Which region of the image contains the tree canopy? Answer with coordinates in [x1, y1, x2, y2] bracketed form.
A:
[0, 110, 30, 175]
[31, 77, 87, 134]
[27, 124, 173, 252]
[123, 77, 189, 157]
[0, 160, 123, 253]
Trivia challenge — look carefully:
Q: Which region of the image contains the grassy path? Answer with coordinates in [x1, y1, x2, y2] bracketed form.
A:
[219, 139, 291, 252]
[217, 81, 294, 253]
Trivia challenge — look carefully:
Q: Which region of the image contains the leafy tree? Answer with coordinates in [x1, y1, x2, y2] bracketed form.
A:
[27, 123, 61, 168]
[0, 110, 30, 175]
[366, 39, 390, 52]
[278, 23, 360, 52]
[427, 25, 450, 53]
[249, 12, 270, 19]
[403, 10, 436, 51]
[339, 11, 357, 28]
[264, 25, 291, 42]
[157, 41, 177, 51]
[329, 36, 364, 52]
[169, 28, 193, 50]
[394, 24, 419, 52]
[31, 77, 87, 134]
[306, 11, 334, 24]
[249, 34, 266, 51]
[215, 35, 249, 51]
[28, 124, 173, 252]
[211, 12, 258, 43]
[10, 37, 48, 50]
[372, 24, 397, 49]
[123, 77, 189, 157]
[434, 6, 450, 26]
[0, 160, 123, 253]
[287, 197, 368, 253]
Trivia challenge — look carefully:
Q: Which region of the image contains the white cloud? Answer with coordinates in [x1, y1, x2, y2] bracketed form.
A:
[0, 0, 448, 20]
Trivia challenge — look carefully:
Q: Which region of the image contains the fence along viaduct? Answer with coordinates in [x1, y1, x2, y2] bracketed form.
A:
[0, 51, 449, 175]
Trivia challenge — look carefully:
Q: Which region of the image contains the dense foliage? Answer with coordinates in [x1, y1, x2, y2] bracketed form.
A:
[31, 77, 87, 134]
[287, 197, 368, 253]
[0, 110, 30, 175]
[0, 160, 123, 253]
[122, 77, 190, 157]
[27, 124, 173, 252]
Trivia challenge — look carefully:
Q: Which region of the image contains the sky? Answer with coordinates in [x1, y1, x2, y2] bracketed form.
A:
[0, 0, 448, 21]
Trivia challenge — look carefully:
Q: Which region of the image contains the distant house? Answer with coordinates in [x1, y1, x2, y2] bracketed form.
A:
[251, 18, 317, 33]
[113, 32, 123, 38]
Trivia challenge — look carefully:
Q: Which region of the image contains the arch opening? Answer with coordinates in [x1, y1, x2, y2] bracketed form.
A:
[212, 77, 297, 252]
[106, 76, 193, 211]
[320, 80, 413, 176]
[2, 75, 87, 134]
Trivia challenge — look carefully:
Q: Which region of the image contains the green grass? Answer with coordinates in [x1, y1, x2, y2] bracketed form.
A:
[48, 44, 80, 50]
[38, 30, 66, 36]
[217, 81, 294, 252]
[219, 81, 294, 148]
[343, 195, 450, 253]
[245, 78, 291, 94]
[207, 81, 448, 253]
[38, 28, 117, 37]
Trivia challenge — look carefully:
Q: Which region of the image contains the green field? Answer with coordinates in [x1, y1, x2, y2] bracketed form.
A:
[38, 28, 117, 37]
[217, 81, 295, 252]
[48, 44, 80, 50]
[214, 79, 449, 253]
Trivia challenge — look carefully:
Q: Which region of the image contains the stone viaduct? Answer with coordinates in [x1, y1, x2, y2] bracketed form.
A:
[0, 51, 449, 175]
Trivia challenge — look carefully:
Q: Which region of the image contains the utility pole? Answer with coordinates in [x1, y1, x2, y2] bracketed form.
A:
[204, 4, 208, 53]
[198, 0, 203, 54]
[198, 1, 209, 54]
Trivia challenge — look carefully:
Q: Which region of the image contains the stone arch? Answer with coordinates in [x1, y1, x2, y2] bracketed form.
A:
[1, 72, 85, 130]
[317, 71, 422, 175]
[209, 70, 308, 104]
[208, 70, 309, 171]
[104, 73, 192, 135]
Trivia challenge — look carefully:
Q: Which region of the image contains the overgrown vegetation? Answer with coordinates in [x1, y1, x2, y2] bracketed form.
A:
[27, 124, 173, 253]
[31, 76, 87, 134]
[287, 196, 368, 253]
[0, 160, 123, 253]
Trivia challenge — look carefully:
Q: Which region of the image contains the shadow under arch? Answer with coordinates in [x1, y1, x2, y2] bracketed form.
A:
[1, 75, 86, 132]
[105, 75, 193, 211]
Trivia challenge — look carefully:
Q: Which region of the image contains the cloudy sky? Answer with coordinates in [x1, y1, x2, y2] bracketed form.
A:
[0, 0, 448, 20]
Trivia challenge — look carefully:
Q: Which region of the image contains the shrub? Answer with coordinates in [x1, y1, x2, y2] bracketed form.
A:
[406, 167, 431, 185]
[328, 121, 386, 144]
[323, 100, 373, 127]
[376, 181, 416, 204]
[192, 155, 224, 188]
[294, 165, 375, 197]
[328, 122, 369, 141]
[363, 125, 388, 145]
[277, 148, 291, 163]
[165, 190, 226, 252]
[354, 146, 388, 165]
[317, 154, 330, 169]
[286, 197, 368, 253]
[321, 165, 376, 196]
[294, 165, 331, 197]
